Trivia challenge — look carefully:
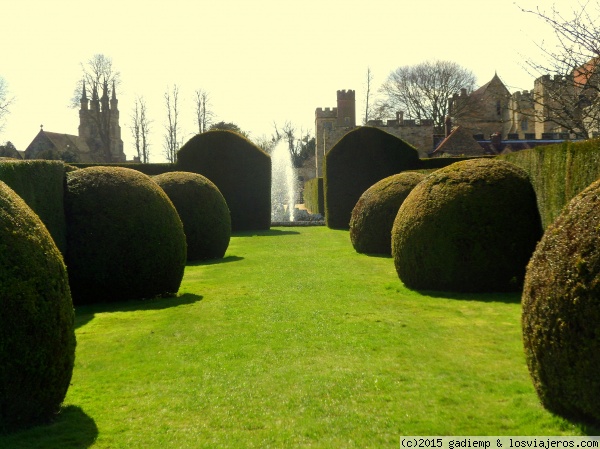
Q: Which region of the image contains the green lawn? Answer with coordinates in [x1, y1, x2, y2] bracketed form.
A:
[2, 227, 595, 448]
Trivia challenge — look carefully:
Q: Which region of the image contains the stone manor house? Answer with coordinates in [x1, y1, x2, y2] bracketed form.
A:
[313, 71, 593, 176]
[24, 80, 126, 163]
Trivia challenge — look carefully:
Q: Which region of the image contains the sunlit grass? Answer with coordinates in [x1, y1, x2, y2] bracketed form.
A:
[1, 227, 594, 448]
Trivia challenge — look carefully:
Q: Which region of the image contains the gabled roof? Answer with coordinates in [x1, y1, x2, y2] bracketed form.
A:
[39, 131, 92, 154]
[24, 129, 97, 162]
[470, 73, 511, 99]
[431, 126, 485, 157]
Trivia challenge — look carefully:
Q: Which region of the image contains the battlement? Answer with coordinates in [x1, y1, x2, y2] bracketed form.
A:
[513, 90, 533, 100]
[315, 107, 338, 118]
[337, 89, 355, 100]
[367, 118, 434, 127]
[535, 73, 574, 86]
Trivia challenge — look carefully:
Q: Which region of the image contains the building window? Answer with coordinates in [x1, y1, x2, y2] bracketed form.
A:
[521, 119, 528, 131]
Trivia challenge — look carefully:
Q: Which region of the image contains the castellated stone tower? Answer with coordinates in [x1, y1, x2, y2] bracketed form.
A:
[79, 80, 125, 162]
[336, 90, 356, 128]
[314, 90, 357, 177]
[533, 74, 574, 139]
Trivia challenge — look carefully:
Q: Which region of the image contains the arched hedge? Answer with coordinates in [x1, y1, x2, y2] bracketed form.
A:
[392, 158, 542, 292]
[522, 178, 600, 424]
[0, 181, 75, 432]
[154, 171, 231, 261]
[324, 126, 420, 229]
[64, 166, 187, 304]
[176, 131, 271, 231]
[350, 171, 425, 255]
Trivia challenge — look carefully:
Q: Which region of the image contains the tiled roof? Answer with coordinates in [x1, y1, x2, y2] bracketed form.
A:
[431, 126, 485, 157]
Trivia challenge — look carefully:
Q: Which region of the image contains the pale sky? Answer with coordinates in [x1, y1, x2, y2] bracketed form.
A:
[0, 0, 578, 162]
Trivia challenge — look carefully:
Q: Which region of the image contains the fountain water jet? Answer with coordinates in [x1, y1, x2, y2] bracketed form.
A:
[271, 140, 298, 223]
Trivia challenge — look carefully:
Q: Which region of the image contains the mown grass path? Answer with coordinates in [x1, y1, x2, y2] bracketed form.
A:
[2, 227, 593, 448]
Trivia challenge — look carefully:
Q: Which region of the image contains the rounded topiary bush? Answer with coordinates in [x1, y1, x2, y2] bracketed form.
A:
[154, 171, 231, 261]
[522, 178, 600, 424]
[324, 126, 421, 229]
[65, 166, 186, 304]
[0, 181, 75, 432]
[176, 130, 271, 231]
[392, 158, 542, 292]
[350, 171, 425, 255]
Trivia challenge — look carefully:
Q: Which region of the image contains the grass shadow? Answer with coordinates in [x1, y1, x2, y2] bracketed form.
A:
[233, 229, 300, 237]
[361, 252, 392, 259]
[0, 405, 98, 449]
[415, 289, 522, 304]
[75, 293, 203, 329]
[187, 255, 244, 266]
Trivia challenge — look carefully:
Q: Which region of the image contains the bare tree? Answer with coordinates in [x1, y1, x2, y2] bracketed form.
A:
[71, 54, 122, 162]
[362, 67, 374, 125]
[140, 99, 151, 163]
[519, 1, 600, 138]
[130, 96, 152, 163]
[194, 89, 214, 134]
[377, 60, 477, 133]
[71, 54, 121, 108]
[163, 85, 181, 163]
[272, 121, 314, 168]
[0, 76, 14, 134]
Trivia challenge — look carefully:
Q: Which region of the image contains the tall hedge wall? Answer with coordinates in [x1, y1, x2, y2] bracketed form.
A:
[324, 127, 421, 229]
[303, 177, 324, 215]
[501, 139, 600, 229]
[418, 156, 485, 171]
[176, 130, 271, 231]
[0, 160, 67, 253]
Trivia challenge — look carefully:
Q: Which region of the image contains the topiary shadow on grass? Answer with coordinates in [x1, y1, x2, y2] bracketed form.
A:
[0, 405, 98, 448]
[75, 293, 204, 329]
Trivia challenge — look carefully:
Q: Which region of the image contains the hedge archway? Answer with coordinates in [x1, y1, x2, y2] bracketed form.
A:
[177, 130, 271, 231]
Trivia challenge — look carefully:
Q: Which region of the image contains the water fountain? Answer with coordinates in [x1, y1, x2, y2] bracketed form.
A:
[271, 140, 298, 223]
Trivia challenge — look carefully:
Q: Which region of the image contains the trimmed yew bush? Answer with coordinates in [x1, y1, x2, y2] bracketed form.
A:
[65, 166, 186, 304]
[350, 172, 425, 255]
[324, 126, 420, 229]
[176, 131, 271, 231]
[0, 181, 75, 433]
[522, 178, 600, 424]
[392, 158, 542, 292]
[154, 171, 231, 261]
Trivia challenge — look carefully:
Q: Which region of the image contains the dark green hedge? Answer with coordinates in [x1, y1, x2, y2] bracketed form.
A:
[501, 139, 600, 229]
[0, 160, 67, 253]
[324, 126, 421, 229]
[350, 172, 425, 255]
[0, 181, 75, 433]
[154, 171, 231, 261]
[392, 159, 543, 292]
[65, 166, 187, 304]
[72, 162, 175, 177]
[176, 131, 271, 231]
[418, 156, 483, 170]
[303, 177, 324, 215]
[522, 178, 600, 424]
